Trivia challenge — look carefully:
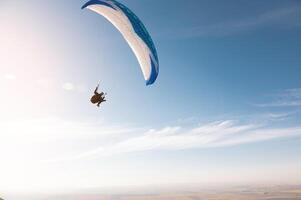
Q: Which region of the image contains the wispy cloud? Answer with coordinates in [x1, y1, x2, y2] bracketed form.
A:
[256, 88, 301, 107]
[260, 112, 293, 122]
[3, 73, 16, 80]
[49, 120, 301, 162]
[62, 82, 75, 91]
[163, 6, 301, 38]
[62, 82, 87, 93]
[2, 116, 300, 163]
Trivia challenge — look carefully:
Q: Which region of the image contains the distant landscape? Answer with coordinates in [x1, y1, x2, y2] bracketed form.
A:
[3, 185, 301, 200]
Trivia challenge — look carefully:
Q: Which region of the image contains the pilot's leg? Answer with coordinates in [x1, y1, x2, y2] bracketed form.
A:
[97, 101, 101, 107]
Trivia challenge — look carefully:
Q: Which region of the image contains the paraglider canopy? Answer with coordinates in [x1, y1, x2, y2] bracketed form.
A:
[82, 0, 159, 85]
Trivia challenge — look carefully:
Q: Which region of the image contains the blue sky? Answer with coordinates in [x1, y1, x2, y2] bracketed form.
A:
[0, 0, 301, 194]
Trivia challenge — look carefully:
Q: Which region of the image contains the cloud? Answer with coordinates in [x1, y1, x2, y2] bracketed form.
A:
[1, 116, 300, 163]
[0, 117, 141, 164]
[62, 82, 74, 91]
[3, 73, 16, 80]
[61, 82, 87, 93]
[256, 88, 301, 107]
[163, 6, 301, 38]
[48, 120, 301, 162]
[262, 112, 293, 122]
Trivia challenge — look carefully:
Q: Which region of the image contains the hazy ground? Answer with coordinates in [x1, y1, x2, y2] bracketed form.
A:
[2, 185, 301, 200]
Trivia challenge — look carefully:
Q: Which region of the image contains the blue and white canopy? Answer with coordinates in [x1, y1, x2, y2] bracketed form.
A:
[82, 0, 159, 85]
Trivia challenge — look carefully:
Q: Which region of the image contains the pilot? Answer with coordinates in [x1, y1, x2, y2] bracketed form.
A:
[90, 84, 106, 107]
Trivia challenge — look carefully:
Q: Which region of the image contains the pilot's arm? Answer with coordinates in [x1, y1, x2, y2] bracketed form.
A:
[94, 85, 99, 95]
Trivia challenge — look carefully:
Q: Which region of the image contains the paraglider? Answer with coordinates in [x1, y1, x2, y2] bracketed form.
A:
[82, 0, 159, 86]
[90, 84, 106, 107]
